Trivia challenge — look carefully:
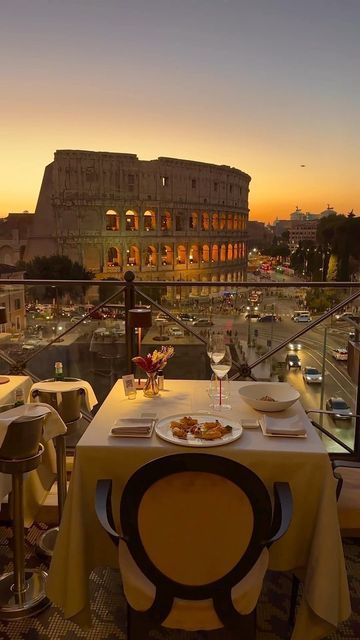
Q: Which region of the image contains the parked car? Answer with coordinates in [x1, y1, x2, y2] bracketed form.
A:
[285, 354, 301, 370]
[245, 312, 261, 320]
[326, 397, 352, 420]
[155, 312, 171, 323]
[287, 342, 302, 351]
[192, 318, 214, 327]
[168, 326, 184, 337]
[257, 314, 278, 323]
[302, 367, 322, 384]
[332, 348, 348, 361]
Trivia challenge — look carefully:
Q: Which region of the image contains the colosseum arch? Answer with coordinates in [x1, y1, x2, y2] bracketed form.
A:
[107, 246, 121, 267]
[126, 245, 140, 266]
[212, 212, 219, 230]
[227, 214, 233, 231]
[227, 244, 233, 260]
[201, 244, 210, 263]
[105, 209, 120, 231]
[227, 273, 233, 282]
[201, 212, 210, 231]
[161, 211, 172, 231]
[144, 245, 158, 267]
[176, 244, 186, 265]
[220, 244, 226, 262]
[220, 213, 226, 230]
[189, 211, 198, 230]
[161, 244, 173, 266]
[125, 209, 139, 231]
[189, 244, 199, 264]
[83, 246, 101, 272]
[143, 210, 156, 231]
[233, 243, 238, 260]
[211, 244, 219, 262]
[233, 215, 239, 231]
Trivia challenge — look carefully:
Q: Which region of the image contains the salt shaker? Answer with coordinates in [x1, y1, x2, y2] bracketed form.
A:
[157, 370, 164, 391]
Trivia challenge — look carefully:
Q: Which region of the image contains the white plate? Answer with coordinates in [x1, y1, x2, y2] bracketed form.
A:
[155, 412, 243, 447]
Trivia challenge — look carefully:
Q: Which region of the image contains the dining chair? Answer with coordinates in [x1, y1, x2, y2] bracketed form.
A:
[0, 409, 49, 619]
[332, 459, 360, 536]
[96, 453, 293, 639]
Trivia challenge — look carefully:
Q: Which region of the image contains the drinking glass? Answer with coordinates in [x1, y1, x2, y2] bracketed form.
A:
[210, 346, 232, 407]
[210, 334, 226, 364]
[207, 374, 231, 410]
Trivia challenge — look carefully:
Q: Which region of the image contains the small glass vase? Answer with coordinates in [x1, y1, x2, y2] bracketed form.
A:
[143, 372, 159, 398]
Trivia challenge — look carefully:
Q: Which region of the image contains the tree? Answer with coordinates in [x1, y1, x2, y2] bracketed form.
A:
[317, 214, 360, 281]
[19, 255, 93, 300]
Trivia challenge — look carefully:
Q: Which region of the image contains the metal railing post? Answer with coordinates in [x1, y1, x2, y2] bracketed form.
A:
[124, 271, 136, 372]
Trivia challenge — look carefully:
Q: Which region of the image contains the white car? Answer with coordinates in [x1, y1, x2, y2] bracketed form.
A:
[332, 348, 348, 361]
[293, 313, 311, 323]
[169, 326, 184, 337]
[302, 367, 322, 384]
[287, 342, 302, 351]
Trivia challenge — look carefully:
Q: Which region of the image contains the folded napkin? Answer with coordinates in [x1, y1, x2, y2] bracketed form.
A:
[262, 414, 307, 437]
[110, 418, 156, 438]
[0, 403, 67, 444]
[30, 380, 98, 411]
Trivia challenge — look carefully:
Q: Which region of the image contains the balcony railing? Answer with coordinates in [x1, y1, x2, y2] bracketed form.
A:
[0, 273, 359, 458]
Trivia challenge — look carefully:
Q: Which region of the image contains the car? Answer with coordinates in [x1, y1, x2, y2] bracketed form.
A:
[287, 342, 302, 351]
[168, 326, 184, 337]
[155, 313, 171, 323]
[245, 312, 261, 320]
[293, 312, 311, 323]
[332, 348, 348, 361]
[257, 314, 278, 322]
[302, 367, 322, 384]
[285, 354, 301, 369]
[192, 318, 214, 327]
[177, 313, 197, 322]
[326, 397, 352, 420]
[334, 311, 359, 322]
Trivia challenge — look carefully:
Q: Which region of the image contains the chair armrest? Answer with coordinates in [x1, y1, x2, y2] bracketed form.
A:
[331, 460, 360, 500]
[95, 479, 120, 546]
[266, 482, 293, 546]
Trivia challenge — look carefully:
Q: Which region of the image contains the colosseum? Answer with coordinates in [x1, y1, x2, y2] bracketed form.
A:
[25, 150, 250, 293]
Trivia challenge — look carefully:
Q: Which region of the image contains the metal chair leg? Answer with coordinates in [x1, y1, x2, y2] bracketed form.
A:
[0, 471, 49, 619]
[37, 434, 67, 557]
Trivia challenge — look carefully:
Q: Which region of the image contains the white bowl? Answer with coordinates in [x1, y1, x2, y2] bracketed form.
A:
[238, 382, 300, 412]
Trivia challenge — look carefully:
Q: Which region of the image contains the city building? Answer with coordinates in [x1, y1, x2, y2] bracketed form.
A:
[247, 221, 273, 250]
[25, 150, 250, 294]
[273, 219, 292, 237]
[289, 220, 318, 248]
[0, 212, 33, 265]
[0, 264, 26, 333]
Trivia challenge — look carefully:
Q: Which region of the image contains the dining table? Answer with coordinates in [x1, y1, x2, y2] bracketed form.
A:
[46, 379, 351, 640]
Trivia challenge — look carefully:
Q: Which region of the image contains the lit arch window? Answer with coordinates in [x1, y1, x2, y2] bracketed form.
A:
[106, 209, 120, 231]
[144, 210, 156, 231]
[145, 245, 157, 267]
[107, 246, 121, 267]
[125, 210, 139, 231]
[127, 245, 140, 266]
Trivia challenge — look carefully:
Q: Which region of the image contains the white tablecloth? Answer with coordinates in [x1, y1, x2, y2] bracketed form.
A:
[0, 376, 32, 501]
[46, 380, 350, 639]
[30, 379, 98, 411]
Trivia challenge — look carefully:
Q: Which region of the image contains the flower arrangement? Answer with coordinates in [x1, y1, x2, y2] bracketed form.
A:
[132, 346, 174, 374]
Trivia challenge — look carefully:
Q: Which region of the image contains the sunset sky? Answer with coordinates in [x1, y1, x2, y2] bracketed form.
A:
[1, 0, 359, 222]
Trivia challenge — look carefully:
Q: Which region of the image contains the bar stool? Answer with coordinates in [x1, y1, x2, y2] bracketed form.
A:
[0, 411, 49, 619]
[31, 378, 84, 557]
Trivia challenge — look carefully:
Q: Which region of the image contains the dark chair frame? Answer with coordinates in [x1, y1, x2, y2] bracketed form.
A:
[96, 453, 292, 637]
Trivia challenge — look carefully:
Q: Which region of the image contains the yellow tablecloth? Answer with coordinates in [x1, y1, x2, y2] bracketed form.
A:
[46, 380, 351, 639]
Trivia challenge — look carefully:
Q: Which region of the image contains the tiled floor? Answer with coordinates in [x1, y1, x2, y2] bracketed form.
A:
[0, 524, 358, 639]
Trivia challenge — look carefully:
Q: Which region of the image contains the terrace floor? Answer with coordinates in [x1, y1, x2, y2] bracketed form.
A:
[0, 524, 358, 640]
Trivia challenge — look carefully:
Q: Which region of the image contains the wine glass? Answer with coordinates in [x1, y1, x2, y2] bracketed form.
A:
[208, 373, 231, 410]
[210, 346, 231, 407]
[210, 334, 226, 364]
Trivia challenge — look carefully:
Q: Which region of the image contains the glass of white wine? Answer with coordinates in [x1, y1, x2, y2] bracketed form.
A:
[210, 345, 231, 408]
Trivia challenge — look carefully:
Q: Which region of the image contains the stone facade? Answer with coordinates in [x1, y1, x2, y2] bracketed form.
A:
[25, 150, 250, 290]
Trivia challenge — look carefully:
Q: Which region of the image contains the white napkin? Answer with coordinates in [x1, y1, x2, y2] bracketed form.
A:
[30, 380, 98, 411]
[110, 417, 156, 438]
[0, 403, 65, 448]
[262, 414, 307, 437]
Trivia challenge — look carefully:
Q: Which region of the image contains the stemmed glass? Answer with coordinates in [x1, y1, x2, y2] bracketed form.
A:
[210, 346, 231, 407]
